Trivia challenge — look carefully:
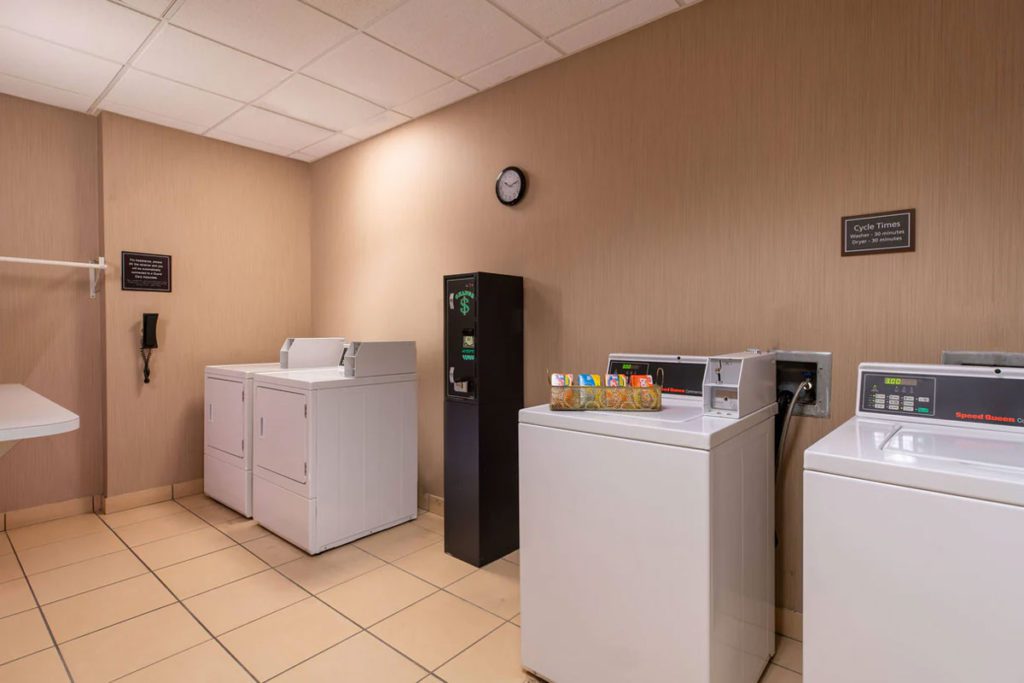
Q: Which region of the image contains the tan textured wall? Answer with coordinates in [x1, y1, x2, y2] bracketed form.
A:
[0, 95, 104, 512]
[310, 0, 1024, 611]
[101, 113, 313, 496]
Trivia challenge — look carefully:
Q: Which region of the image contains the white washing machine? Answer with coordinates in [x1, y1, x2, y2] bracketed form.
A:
[204, 339, 346, 517]
[519, 352, 778, 683]
[804, 362, 1024, 683]
[252, 342, 418, 554]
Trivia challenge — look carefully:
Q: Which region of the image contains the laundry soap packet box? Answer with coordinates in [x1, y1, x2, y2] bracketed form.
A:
[630, 374, 655, 388]
[551, 373, 566, 386]
[578, 374, 601, 386]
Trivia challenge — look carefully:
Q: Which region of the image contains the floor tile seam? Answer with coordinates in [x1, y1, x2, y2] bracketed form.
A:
[10, 526, 123, 558]
[50, 598, 180, 646]
[252, 625, 369, 681]
[7, 537, 76, 681]
[117, 520, 219, 549]
[96, 511, 260, 681]
[107, 638, 218, 682]
[144, 538, 247, 574]
[427, 618, 508, 675]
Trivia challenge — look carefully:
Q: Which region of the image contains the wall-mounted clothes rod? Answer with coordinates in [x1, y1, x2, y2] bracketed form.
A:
[0, 255, 107, 299]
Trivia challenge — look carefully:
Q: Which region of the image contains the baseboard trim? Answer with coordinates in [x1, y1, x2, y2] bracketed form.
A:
[776, 606, 803, 642]
[5, 496, 95, 529]
[172, 478, 203, 499]
[102, 485, 172, 514]
[425, 494, 444, 517]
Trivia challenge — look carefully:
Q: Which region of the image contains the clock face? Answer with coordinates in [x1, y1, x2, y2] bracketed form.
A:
[496, 166, 526, 206]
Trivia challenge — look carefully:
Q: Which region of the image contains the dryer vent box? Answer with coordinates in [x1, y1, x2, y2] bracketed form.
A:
[776, 350, 832, 418]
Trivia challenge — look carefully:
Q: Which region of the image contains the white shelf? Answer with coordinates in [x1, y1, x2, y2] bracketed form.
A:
[0, 384, 79, 457]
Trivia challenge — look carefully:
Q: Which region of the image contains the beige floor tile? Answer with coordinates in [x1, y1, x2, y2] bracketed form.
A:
[0, 609, 52, 664]
[219, 598, 359, 681]
[115, 511, 208, 547]
[436, 623, 538, 683]
[243, 534, 304, 567]
[420, 677, 443, 682]
[28, 550, 147, 605]
[278, 545, 384, 594]
[102, 501, 183, 529]
[17, 530, 124, 576]
[0, 648, 68, 682]
[215, 518, 269, 543]
[760, 663, 802, 683]
[175, 494, 218, 511]
[354, 523, 441, 562]
[511, 613, 521, 625]
[7, 514, 106, 552]
[43, 573, 174, 643]
[157, 545, 268, 599]
[320, 565, 437, 627]
[773, 635, 802, 674]
[411, 512, 444, 536]
[133, 527, 234, 570]
[191, 502, 242, 525]
[0, 553, 22, 583]
[504, 550, 520, 564]
[275, 631, 426, 683]
[447, 559, 520, 619]
[60, 604, 208, 683]
[184, 569, 307, 635]
[118, 640, 251, 682]
[0, 577, 38, 618]
[0, 532, 12, 556]
[392, 542, 476, 588]
[370, 591, 503, 670]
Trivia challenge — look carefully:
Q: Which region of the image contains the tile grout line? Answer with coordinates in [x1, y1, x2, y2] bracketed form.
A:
[94, 509, 260, 682]
[6, 534, 77, 682]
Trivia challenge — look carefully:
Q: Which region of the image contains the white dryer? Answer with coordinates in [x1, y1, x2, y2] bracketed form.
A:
[804, 362, 1024, 682]
[251, 342, 418, 554]
[519, 353, 778, 683]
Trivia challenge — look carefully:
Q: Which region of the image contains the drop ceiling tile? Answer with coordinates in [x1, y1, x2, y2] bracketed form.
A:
[103, 69, 242, 133]
[212, 106, 333, 153]
[260, 74, 382, 130]
[112, 0, 175, 18]
[462, 41, 559, 89]
[0, 27, 121, 99]
[135, 26, 290, 102]
[303, 0, 408, 29]
[172, 0, 354, 70]
[490, 0, 624, 36]
[0, 0, 157, 64]
[549, 0, 678, 54]
[394, 80, 475, 118]
[207, 129, 295, 156]
[297, 132, 359, 159]
[0, 73, 96, 112]
[366, 0, 537, 76]
[290, 151, 318, 162]
[304, 34, 449, 109]
[344, 111, 409, 140]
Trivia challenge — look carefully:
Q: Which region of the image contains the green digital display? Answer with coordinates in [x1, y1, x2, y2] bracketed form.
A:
[885, 377, 918, 386]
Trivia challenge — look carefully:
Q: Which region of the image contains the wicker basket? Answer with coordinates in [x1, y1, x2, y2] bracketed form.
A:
[549, 384, 662, 411]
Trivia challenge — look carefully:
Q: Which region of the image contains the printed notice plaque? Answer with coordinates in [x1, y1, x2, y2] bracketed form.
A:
[841, 209, 915, 256]
[121, 251, 172, 292]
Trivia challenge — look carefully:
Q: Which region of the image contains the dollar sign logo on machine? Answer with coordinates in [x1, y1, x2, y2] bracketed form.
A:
[460, 298, 470, 315]
[455, 289, 475, 316]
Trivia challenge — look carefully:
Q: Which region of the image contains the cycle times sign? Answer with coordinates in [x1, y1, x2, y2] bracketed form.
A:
[842, 209, 915, 256]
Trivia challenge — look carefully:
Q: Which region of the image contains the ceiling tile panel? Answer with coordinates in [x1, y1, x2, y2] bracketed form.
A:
[297, 131, 359, 159]
[303, 0, 408, 29]
[304, 34, 449, 108]
[171, 0, 354, 70]
[394, 80, 475, 118]
[0, 73, 95, 112]
[103, 68, 242, 132]
[207, 129, 295, 156]
[290, 150, 319, 162]
[0, 27, 121, 98]
[135, 26, 290, 102]
[211, 106, 334, 151]
[111, 0, 176, 18]
[462, 41, 559, 90]
[344, 110, 409, 140]
[367, 0, 537, 76]
[259, 74, 383, 130]
[549, 0, 678, 54]
[490, 0, 624, 36]
[0, 0, 157, 64]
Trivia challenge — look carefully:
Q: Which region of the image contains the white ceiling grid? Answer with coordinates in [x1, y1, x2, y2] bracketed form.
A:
[0, 0, 702, 161]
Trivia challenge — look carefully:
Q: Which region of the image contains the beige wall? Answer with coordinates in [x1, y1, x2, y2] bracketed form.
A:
[100, 114, 313, 496]
[310, 0, 1024, 612]
[0, 95, 104, 512]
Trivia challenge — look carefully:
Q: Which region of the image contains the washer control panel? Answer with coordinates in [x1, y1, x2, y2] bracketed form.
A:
[861, 373, 936, 416]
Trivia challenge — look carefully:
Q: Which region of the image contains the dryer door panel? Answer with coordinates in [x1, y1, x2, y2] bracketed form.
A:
[254, 387, 308, 484]
[205, 377, 244, 459]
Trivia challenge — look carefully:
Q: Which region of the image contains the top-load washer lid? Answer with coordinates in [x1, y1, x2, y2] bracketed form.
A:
[253, 366, 417, 391]
[805, 362, 1024, 507]
[519, 401, 777, 450]
[205, 362, 282, 380]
